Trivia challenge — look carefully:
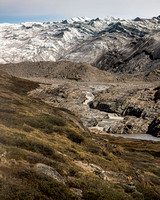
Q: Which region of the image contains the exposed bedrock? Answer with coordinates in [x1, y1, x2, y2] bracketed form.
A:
[29, 80, 160, 136]
[91, 84, 160, 135]
[29, 82, 112, 128]
[147, 117, 160, 137]
[108, 116, 149, 135]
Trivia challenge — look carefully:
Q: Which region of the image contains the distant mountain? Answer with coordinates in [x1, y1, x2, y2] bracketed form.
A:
[0, 16, 160, 74]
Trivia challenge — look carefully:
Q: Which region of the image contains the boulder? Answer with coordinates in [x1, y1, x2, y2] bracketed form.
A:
[35, 163, 66, 184]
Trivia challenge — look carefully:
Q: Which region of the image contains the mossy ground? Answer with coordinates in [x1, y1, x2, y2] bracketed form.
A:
[0, 71, 160, 199]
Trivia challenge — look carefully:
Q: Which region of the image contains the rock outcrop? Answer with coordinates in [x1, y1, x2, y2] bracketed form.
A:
[147, 117, 160, 137]
[35, 163, 66, 185]
[91, 83, 160, 135]
[108, 116, 148, 135]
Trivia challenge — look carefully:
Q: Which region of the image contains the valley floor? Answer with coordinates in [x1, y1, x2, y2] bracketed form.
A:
[28, 77, 160, 138]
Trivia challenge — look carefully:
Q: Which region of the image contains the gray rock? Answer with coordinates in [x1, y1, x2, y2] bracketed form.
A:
[35, 163, 66, 184]
[92, 85, 160, 136]
[71, 188, 83, 198]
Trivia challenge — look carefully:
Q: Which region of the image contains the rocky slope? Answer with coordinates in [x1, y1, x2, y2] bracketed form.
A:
[0, 61, 117, 82]
[91, 83, 160, 136]
[0, 71, 160, 200]
[0, 16, 160, 76]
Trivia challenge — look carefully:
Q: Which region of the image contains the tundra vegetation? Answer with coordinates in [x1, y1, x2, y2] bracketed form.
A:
[0, 71, 160, 200]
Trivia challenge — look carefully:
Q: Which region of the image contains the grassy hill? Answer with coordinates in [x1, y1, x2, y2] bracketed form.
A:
[0, 71, 160, 200]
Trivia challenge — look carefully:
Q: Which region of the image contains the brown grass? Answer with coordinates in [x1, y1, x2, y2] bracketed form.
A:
[0, 72, 160, 199]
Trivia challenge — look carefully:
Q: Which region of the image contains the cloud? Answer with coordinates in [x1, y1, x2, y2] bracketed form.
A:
[0, 0, 159, 20]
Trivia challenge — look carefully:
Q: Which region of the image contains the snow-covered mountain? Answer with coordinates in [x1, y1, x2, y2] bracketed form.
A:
[0, 16, 160, 73]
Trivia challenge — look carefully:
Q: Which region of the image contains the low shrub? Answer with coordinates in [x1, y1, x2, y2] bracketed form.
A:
[0, 133, 64, 162]
[25, 114, 66, 134]
[23, 125, 33, 132]
[136, 184, 160, 200]
[67, 129, 84, 144]
[0, 168, 78, 200]
[83, 189, 133, 200]
[53, 126, 65, 135]
[86, 144, 101, 154]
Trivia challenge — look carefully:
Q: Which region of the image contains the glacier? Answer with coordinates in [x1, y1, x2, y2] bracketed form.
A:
[0, 16, 160, 66]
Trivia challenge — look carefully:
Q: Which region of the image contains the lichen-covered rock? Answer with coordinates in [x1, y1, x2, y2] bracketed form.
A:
[35, 163, 66, 184]
[71, 188, 83, 198]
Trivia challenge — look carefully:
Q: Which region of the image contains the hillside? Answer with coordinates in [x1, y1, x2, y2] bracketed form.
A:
[0, 71, 160, 199]
[0, 61, 117, 82]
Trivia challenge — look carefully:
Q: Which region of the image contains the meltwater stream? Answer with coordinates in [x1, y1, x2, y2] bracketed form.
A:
[82, 84, 124, 132]
[114, 134, 160, 141]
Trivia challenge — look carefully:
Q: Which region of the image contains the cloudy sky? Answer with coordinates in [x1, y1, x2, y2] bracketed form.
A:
[0, 0, 160, 23]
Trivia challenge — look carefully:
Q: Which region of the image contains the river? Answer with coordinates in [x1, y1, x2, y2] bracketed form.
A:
[114, 134, 160, 141]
